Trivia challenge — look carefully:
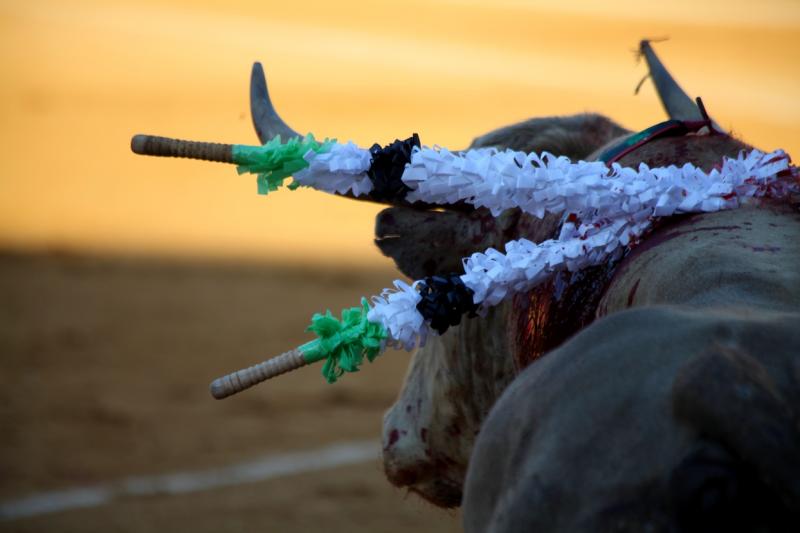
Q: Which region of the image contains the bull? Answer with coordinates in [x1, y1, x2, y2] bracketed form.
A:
[145, 39, 800, 530]
[369, 43, 800, 524]
[249, 41, 800, 527]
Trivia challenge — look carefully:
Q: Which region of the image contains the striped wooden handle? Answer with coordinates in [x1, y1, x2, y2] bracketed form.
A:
[210, 349, 307, 399]
[131, 134, 234, 163]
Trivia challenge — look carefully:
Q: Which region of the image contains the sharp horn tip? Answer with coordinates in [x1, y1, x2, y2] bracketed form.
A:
[251, 61, 267, 91]
[639, 36, 669, 52]
[638, 39, 657, 59]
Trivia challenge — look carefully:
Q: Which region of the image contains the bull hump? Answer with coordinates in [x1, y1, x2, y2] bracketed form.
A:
[615, 134, 751, 171]
[599, 204, 800, 313]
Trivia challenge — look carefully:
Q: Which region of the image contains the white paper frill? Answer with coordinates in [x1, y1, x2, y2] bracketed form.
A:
[366, 280, 426, 351]
[295, 142, 792, 219]
[404, 147, 794, 217]
[359, 148, 796, 351]
[293, 142, 373, 196]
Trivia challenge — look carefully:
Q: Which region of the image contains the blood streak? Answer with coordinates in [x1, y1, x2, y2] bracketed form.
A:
[511, 262, 618, 370]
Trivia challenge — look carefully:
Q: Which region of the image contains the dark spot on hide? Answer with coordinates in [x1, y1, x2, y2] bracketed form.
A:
[627, 279, 640, 307]
[420, 428, 428, 442]
[741, 244, 782, 253]
[384, 429, 400, 451]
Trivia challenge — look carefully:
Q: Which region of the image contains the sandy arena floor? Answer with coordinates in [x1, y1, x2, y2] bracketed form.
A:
[0, 251, 460, 532]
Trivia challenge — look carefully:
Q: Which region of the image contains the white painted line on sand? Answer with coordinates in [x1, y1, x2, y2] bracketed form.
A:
[1, 440, 379, 521]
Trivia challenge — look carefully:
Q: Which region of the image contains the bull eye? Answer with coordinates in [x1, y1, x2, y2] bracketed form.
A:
[670, 443, 791, 533]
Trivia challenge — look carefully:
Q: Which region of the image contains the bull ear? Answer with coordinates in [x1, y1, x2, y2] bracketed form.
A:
[671, 344, 800, 515]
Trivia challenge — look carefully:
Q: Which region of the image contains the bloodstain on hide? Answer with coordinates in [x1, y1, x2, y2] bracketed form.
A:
[510, 262, 618, 370]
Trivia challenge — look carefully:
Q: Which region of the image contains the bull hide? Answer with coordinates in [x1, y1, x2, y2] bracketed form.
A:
[379, 118, 800, 518]
[463, 203, 800, 532]
[237, 43, 799, 526]
[464, 306, 800, 532]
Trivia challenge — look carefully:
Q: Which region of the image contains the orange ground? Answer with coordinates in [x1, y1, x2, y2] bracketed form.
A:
[0, 251, 460, 532]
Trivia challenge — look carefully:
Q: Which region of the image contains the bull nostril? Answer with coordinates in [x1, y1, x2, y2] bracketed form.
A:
[375, 209, 399, 236]
[378, 211, 396, 226]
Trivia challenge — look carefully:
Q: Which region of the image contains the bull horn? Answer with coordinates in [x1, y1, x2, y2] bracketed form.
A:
[131, 63, 470, 210]
[250, 62, 302, 143]
[639, 40, 723, 131]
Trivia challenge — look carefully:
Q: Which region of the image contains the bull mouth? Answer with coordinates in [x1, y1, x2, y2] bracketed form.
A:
[409, 482, 462, 509]
[373, 234, 401, 252]
[385, 465, 463, 508]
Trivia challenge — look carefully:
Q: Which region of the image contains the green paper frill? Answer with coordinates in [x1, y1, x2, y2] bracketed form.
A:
[232, 134, 334, 194]
[302, 298, 388, 383]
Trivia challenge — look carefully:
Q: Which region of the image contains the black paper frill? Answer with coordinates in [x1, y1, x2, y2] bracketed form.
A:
[366, 133, 420, 202]
[416, 274, 479, 335]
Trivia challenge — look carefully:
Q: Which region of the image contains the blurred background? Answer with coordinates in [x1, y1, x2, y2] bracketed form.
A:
[0, 0, 798, 531]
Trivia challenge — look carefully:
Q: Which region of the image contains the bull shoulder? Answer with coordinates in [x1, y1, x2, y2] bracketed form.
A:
[463, 306, 800, 532]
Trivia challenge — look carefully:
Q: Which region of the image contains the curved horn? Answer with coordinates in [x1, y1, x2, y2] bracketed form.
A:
[639, 40, 723, 131]
[250, 62, 301, 143]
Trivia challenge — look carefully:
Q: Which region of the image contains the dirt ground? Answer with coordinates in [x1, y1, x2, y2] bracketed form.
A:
[0, 251, 461, 532]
